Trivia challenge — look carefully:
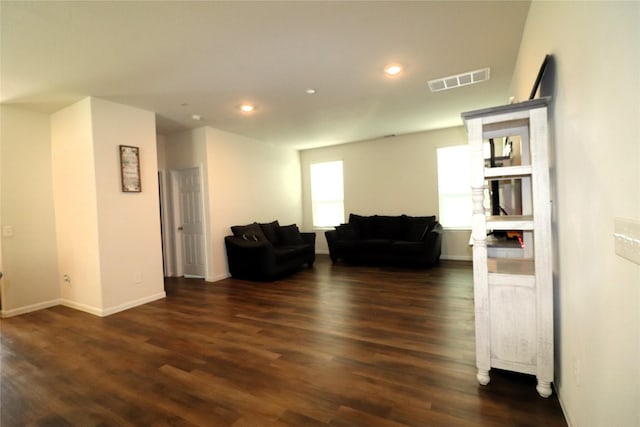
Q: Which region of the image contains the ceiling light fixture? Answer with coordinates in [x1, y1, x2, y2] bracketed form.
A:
[239, 103, 255, 113]
[384, 63, 403, 77]
[305, 88, 316, 95]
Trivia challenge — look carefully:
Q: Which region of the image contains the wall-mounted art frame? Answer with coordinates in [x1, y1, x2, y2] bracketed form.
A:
[119, 145, 141, 192]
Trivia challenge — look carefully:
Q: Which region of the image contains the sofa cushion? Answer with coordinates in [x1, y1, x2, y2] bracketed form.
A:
[336, 239, 393, 254]
[405, 216, 436, 241]
[374, 215, 407, 239]
[278, 224, 305, 245]
[391, 241, 426, 255]
[259, 220, 280, 245]
[348, 213, 377, 239]
[231, 223, 268, 242]
[273, 244, 311, 261]
[335, 224, 358, 240]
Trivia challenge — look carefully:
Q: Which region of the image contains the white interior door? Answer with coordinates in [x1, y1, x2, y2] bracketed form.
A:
[174, 167, 206, 278]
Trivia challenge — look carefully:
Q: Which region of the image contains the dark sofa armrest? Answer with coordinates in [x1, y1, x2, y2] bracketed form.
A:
[325, 230, 339, 263]
[325, 229, 338, 243]
[300, 232, 316, 246]
[422, 222, 443, 265]
[224, 236, 276, 278]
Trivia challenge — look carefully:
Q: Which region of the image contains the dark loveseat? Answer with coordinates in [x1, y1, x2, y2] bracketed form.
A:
[325, 214, 442, 267]
[224, 221, 315, 280]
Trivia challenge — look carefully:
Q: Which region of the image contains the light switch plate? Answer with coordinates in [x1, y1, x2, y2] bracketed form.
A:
[614, 217, 640, 265]
[2, 225, 14, 238]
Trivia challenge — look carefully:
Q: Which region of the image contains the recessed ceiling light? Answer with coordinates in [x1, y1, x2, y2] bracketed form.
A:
[305, 88, 317, 95]
[239, 103, 255, 113]
[191, 114, 202, 121]
[384, 63, 403, 77]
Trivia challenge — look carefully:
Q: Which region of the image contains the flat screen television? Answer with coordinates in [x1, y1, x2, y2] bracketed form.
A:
[529, 54, 551, 100]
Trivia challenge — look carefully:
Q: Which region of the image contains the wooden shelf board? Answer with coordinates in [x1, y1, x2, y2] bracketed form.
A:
[486, 215, 534, 230]
[487, 258, 535, 276]
[484, 165, 532, 179]
[461, 98, 549, 122]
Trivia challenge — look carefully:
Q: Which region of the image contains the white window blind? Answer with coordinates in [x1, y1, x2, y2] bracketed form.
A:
[437, 145, 472, 228]
[310, 161, 344, 227]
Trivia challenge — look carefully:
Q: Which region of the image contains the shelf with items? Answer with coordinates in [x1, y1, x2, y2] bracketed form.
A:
[486, 215, 534, 230]
[462, 97, 553, 398]
[484, 165, 532, 179]
[487, 257, 535, 276]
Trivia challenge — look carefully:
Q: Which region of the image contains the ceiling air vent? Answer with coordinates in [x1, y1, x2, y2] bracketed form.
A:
[428, 67, 490, 92]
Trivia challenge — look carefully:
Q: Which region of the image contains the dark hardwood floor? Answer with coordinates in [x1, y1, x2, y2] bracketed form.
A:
[1, 255, 567, 426]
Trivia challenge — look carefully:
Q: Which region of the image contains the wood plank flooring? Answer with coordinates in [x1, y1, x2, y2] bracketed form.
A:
[1, 256, 567, 426]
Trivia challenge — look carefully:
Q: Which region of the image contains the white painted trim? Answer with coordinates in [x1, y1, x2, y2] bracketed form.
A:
[440, 255, 473, 261]
[158, 169, 174, 277]
[58, 292, 166, 317]
[206, 273, 231, 282]
[100, 292, 166, 316]
[1, 299, 62, 318]
[60, 299, 103, 316]
[170, 166, 209, 279]
[556, 389, 574, 427]
[169, 170, 183, 277]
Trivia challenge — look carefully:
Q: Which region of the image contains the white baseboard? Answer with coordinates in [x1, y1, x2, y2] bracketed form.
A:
[60, 299, 104, 316]
[556, 387, 574, 427]
[206, 273, 230, 282]
[1, 292, 168, 318]
[100, 292, 167, 317]
[440, 255, 472, 261]
[1, 298, 62, 318]
[61, 292, 167, 317]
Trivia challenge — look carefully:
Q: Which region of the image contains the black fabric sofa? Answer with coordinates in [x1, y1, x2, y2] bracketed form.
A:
[325, 214, 442, 267]
[224, 221, 315, 280]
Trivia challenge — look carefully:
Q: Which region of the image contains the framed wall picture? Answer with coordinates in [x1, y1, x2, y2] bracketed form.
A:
[119, 145, 141, 192]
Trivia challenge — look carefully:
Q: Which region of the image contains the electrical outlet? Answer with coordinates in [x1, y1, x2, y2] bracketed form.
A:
[133, 272, 143, 284]
[614, 217, 640, 265]
[2, 226, 14, 238]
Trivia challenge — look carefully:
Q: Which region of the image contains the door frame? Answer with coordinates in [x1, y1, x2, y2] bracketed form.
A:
[165, 165, 209, 279]
[158, 170, 174, 277]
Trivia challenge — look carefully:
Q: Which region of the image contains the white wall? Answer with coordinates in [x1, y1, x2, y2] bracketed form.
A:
[162, 126, 302, 281]
[300, 127, 472, 259]
[90, 98, 165, 313]
[206, 127, 302, 279]
[51, 97, 165, 316]
[0, 106, 60, 316]
[51, 98, 103, 313]
[511, 2, 639, 426]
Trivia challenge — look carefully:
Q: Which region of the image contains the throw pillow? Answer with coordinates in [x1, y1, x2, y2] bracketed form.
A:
[405, 216, 436, 241]
[348, 213, 375, 239]
[259, 220, 280, 245]
[374, 215, 407, 239]
[278, 224, 304, 245]
[335, 224, 358, 240]
[231, 223, 268, 242]
[405, 220, 429, 242]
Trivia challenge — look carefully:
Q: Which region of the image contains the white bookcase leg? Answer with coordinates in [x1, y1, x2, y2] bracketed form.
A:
[536, 380, 552, 398]
[477, 369, 491, 386]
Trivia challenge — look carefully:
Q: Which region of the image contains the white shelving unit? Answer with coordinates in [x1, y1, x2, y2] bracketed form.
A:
[462, 98, 554, 398]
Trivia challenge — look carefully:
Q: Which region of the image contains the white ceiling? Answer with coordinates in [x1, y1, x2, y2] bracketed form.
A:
[1, 1, 531, 149]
